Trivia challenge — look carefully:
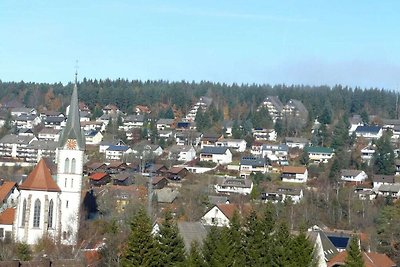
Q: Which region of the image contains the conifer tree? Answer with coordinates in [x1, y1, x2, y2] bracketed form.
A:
[271, 222, 293, 267]
[243, 210, 265, 266]
[202, 226, 220, 265]
[344, 235, 364, 267]
[185, 241, 205, 267]
[157, 211, 186, 266]
[121, 209, 159, 267]
[291, 230, 315, 267]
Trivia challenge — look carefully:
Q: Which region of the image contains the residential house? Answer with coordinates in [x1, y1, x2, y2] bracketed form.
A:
[0, 180, 19, 212]
[155, 188, 179, 203]
[102, 104, 120, 115]
[327, 251, 396, 267]
[281, 166, 308, 183]
[175, 121, 196, 131]
[168, 145, 196, 162]
[355, 125, 383, 139]
[85, 130, 103, 145]
[282, 99, 308, 121]
[340, 169, 368, 183]
[185, 96, 212, 122]
[166, 167, 188, 179]
[119, 115, 145, 131]
[132, 142, 163, 157]
[27, 140, 58, 163]
[105, 145, 132, 161]
[201, 203, 250, 227]
[260, 143, 288, 164]
[175, 131, 201, 146]
[42, 116, 66, 129]
[305, 146, 334, 163]
[361, 144, 376, 163]
[239, 156, 269, 178]
[377, 184, 400, 199]
[81, 121, 105, 132]
[200, 133, 223, 148]
[372, 175, 395, 189]
[156, 118, 175, 131]
[112, 173, 134, 186]
[252, 128, 277, 141]
[10, 107, 36, 117]
[99, 139, 126, 153]
[89, 172, 111, 187]
[85, 162, 107, 175]
[135, 105, 151, 115]
[0, 207, 15, 241]
[215, 139, 247, 152]
[0, 134, 37, 160]
[105, 161, 128, 174]
[158, 129, 173, 140]
[261, 187, 303, 204]
[214, 177, 253, 195]
[257, 96, 284, 122]
[13, 114, 41, 129]
[284, 137, 309, 149]
[38, 128, 61, 142]
[152, 176, 169, 189]
[199, 147, 232, 165]
[222, 120, 241, 137]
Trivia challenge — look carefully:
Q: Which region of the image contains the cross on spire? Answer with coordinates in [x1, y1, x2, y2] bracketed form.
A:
[74, 60, 79, 84]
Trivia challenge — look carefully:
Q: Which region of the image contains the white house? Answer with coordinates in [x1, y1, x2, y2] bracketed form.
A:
[199, 147, 232, 165]
[0, 134, 37, 159]
[201, 203, 250, 227]
[377, 184, 400, 199]
[0, 181, 19, 212]
[99, 140, 126, 153]
[261, 187, 303, 204]
[215, 139, 247, 152]
[38, 128, 61, 142]
[214, 177, 253, 195]
[355, 125, 383, 139]
[305, 146, 334, 163]
[372, 175, 395, 190]
[0, 208, 15, 241]
[168, 145, 196, 162]
[284, 137, 309, 149]
[260, 143, 288, 164]
[252, 128, 277, 141]
[105, 145, 133, 161]
[281, 166, 308, 183]
[239, 156, 269, 178]
[156, 118, 175, 131]
[361, 145, 376, 163]
[84, 130, 103, 145]
[10, 107, 36, 117]
[340, 169, 368, 183]
[13, 115, 41, 130]
[119, 115, 145, 131]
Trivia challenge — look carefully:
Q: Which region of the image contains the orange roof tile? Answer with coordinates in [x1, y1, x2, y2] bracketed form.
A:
[90, 172, 108, 181]
[19, 159, 60, 192]
[327, 251, 396, 267]
[216, 203, 252, 220]
[0, 181, 17, 203]
[282, 166, 307, 174]
[0, 207, 15, 225]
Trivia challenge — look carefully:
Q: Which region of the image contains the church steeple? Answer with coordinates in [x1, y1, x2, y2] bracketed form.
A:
[58, 74, 85, 150]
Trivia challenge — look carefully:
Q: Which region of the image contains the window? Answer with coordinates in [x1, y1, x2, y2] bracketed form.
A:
[63, 231, 67, 240]
[0, 228, 3, 238]
[21, 199, 26, 227]
[48, 200, 53, 229]
[64, 158, 70, 173]
[71, 178, 74, 188]
[33, 199, 41, 228]
[71, 158, 76, 174]
[65, 178, 67, 188]
[66, 201, 69, 208]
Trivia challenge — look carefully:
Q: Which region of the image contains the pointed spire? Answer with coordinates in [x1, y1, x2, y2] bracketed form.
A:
[20, 159, 61, 192]
[58, 73, 85, 149]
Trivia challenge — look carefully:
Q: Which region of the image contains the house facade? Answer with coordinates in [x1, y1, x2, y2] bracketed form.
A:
[281, 166, 308, 183]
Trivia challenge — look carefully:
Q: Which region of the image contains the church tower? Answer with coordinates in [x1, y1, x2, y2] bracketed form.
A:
[56, 73, 85, 245]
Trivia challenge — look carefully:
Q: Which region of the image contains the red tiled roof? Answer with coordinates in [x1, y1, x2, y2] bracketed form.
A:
[0, 207, 15, 225]
[216, 203, 252, 220]
[327, 251, 396, 267]
[168, 167, 187, 175]
[152, 176, 167, 185]
[0, 181, 17, 203]
[90, 172, 108, 181]
[19, 159, 61, 192]
[282, 166, 307, 174]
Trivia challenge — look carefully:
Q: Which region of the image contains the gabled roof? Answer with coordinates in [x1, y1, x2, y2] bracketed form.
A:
[0, 181, 17, 203]
[282, 166, 307, 174]
[215, 203, 252, 220]
[305, 146, 334, 154]
[240, 156, 266, 167]
[327, 251, 396, 267]
[340, 169, 364, 177]
[58, 81, 85, 150]
[200, 147, 229, 155]
[372, 175, 395, 184]
[89, 172, 109, 181]
[0, 207, 15, 225]
[355, 125, 382, 134]
[19, 159, 60, 192]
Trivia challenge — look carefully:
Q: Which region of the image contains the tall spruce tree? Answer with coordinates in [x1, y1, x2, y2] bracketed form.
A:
[158, 211, 186, 266]
[121, 209, 159, 267]
[184, 241, 205, 267]
[291, 230, 315, 267]
[243, 210, 265, 266]
[344, 235, 364, 267]
[202, 226, 221, 265]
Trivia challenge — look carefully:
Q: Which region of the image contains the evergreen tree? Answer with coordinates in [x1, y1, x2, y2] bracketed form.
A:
[344, 236, 364, 267]
[185, 241, 205, 267]
[291, 231, 315, 267]
[157, 211, 186, 266]
[373, 134, 396, 175]
[202, 226, 220, 264]
[243, 210, 266, 266]
[121, 209, 159, 267]
[274, 118, 285, 137]
[271, 222, 293, 267]
[164, 107, 175, 119]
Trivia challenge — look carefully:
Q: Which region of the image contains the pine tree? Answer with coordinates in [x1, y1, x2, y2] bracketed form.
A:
[121, 209, 159, 267]
[185, 241, 205, 267]
[202, 226, 220, 265]
[243, 210, 266, 266]
[290, 230, 315, 267]
[271, 222, 293, 267]
[344, 235, 364, 267]
[158, 211, 186, 266]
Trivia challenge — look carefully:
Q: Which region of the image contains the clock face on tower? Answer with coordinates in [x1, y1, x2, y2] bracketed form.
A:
[66, 139, 77, 150]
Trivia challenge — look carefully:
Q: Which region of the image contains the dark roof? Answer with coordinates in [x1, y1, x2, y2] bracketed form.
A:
[58, 82, 85, 150]
[200, 147, 229, 155]
[372, 175, 395, 184]
[106, 145, 129, 151]
[355, 125, 381, 134]
[240, 156, 266, 167]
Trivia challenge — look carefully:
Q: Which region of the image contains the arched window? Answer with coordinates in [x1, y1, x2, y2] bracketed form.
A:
[64, 158, 70, 173]
[33, 199, 41, 228]
[71, 158, 76, 174]
[21, 199, 26, 227]
[48, 200, 53, 229]
[71, 178, 74, 188]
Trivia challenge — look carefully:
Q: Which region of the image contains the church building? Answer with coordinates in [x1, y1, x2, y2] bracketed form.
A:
[13, 77, 85, 245]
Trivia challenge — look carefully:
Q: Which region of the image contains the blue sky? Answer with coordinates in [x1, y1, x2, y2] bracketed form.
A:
[1, 1, 399, 89]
